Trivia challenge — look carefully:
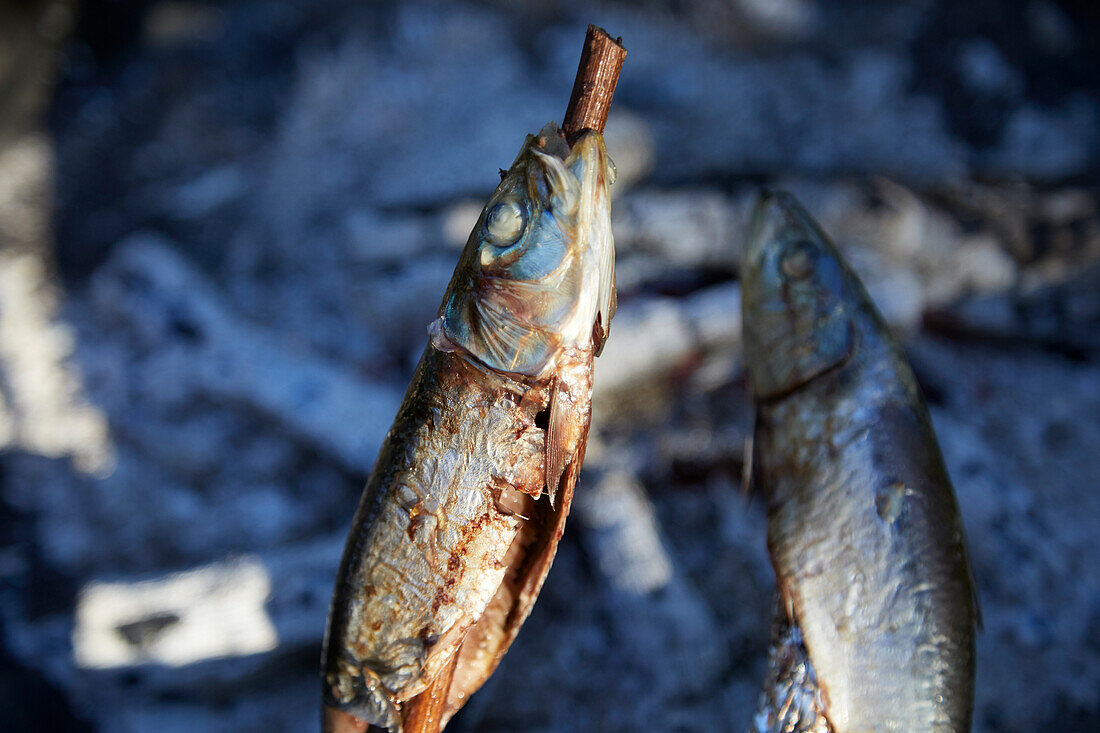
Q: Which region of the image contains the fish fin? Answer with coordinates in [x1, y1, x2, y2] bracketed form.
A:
[739, 433, 756, 497]
[972, 580, 984, 632]
[781, 586, 797, 624]
[591, 318, 605, 357]
[595, 237, 616, 355]
[743, 413, 767, 503]
[753, 596, 830, 733]
[593, 266, 616, 356]
[952, 506, 984, 631]
[967, 539, 984, 632]
[544, 378, 572, 507]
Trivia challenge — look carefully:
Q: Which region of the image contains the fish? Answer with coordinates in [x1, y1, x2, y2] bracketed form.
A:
[741, 191, 978, 733]
[321, 122, 616, 733]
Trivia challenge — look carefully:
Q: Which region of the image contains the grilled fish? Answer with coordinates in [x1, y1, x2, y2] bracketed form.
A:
[742, 192, 978, 733]
[321, 123, 615, 732]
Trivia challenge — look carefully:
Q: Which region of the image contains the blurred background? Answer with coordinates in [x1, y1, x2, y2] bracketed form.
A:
[1, 0, 1098, 730]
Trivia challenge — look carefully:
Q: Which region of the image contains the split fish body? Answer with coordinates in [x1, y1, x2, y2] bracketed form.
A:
[322, 124, 616, 732]
[742, 192, 978, 733]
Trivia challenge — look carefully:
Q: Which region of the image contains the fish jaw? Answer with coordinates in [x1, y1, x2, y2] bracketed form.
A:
[741, 191, 855, 401]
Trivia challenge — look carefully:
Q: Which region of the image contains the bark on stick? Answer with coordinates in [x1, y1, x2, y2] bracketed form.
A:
[562, 25, 627, 145]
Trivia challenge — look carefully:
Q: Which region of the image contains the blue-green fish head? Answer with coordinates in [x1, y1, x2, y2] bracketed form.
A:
[741, 190, 861, 400]
[436, 123, 615, 377]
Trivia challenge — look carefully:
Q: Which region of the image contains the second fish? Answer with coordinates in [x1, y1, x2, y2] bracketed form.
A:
[743, 192, 978, 733]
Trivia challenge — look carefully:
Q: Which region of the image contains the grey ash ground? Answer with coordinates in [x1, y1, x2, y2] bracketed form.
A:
[0, 1, 1098, 731]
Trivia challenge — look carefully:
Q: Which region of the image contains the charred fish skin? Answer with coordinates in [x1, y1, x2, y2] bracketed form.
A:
[322, 124, 615, 732]
[743, 192, 977, 733]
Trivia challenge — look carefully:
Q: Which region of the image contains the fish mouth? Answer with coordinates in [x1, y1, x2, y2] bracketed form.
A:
[530, 122, 573, 162]
[744, 190, 818, 270]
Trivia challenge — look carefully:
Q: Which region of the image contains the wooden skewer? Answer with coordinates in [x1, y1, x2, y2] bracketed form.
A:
[562, 25, 627, 145]
[400, 648, 460, 732]
[343, 24, 625, 733]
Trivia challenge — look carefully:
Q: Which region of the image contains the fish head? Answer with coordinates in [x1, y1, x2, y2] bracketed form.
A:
[741, 190, 857, 400]
[437, 123, 616, 377]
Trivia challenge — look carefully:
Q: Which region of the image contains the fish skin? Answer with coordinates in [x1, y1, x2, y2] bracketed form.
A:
[322, 124, 614, 732]
[743, 192, 978, 733]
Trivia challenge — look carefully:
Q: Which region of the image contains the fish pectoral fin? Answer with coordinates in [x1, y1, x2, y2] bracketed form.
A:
[740, 433, 755, 500]
[594, 252, 616, 357]
[965, 535, 984, 632]
[544, 378, 576, 507]
[592, 268, 616, 357]
[743, 414, 768, 503]
[592, 312, 609, 357]
[755, 595, 831, 733]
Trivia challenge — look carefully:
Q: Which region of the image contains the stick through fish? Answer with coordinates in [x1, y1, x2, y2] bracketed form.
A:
[321, 28, 624, 733]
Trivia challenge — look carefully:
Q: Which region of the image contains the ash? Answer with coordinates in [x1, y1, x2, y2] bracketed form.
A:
[1, 1, 1098, 731]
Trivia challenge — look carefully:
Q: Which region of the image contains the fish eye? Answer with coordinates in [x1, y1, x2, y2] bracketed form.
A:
[484, 200, 527, 246]
[779, 239, 816, 281]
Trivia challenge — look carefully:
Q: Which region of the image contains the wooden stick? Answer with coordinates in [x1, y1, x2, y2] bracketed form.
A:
[400, 649, 460, 732]
[351, 26, 625, 733]
[562, 25, 627, 145]
[361, 650, 458, 733]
